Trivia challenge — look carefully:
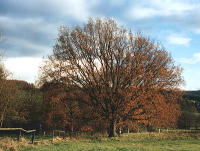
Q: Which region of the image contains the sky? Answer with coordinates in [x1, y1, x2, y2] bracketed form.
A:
[0, 0, 200, 90]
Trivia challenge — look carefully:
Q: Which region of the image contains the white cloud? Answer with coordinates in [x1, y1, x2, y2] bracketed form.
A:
[0, 15, 56, 56]
[6, 37, 51, 55]
[181, 68, 200, 90]
[8, 0, 100, 22]
[52, 0, 101, 21]
[0, 15, 58, 37]
[178, 53, 200, 64]
[192, 28, 200, 34]
[4, 57, 43, 83]
[126, 0, 195, 20]
[48, 0, 92, 22]
[109, 0, 126, 7]
[128, 8, 158, 20]
[167, 34, 191, 45]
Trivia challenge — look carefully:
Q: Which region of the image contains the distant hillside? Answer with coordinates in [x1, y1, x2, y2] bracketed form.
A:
[183, 90, 200, 102]
[182, 90, 200, 112]
[7, 80, 35, 90]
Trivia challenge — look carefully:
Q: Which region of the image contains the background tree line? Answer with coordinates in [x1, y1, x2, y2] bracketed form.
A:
[0, 19, 199, 137]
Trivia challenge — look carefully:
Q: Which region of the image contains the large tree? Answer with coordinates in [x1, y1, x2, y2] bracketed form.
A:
[39, 18, 183, 137]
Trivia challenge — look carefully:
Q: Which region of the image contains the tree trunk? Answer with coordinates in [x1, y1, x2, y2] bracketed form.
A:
[0, 107, 6, 127]
[0, 98, 10, 128]
[0, 114, 4, 128]
[108, 120, 116, 137]
[71, 122, 74, 133]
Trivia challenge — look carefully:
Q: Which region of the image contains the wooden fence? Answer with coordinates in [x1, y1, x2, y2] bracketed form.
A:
[160, 129, 200, 133]
[52, 130, 65, 141]
[0, 128, 36, 144]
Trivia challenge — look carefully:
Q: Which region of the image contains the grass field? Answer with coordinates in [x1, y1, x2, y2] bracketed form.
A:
[1, 132, 200, 151]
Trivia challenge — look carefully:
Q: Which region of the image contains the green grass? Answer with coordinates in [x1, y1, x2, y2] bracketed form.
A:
[19, 132, 200, 151]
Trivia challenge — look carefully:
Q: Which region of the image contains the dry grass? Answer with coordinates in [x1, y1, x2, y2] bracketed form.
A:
[0, 136, 66, 151]
[1, 131, 200, 151]
[0, 137, 20, 151]
[0, 137, 33, 151]
[122, 131, 200, 140]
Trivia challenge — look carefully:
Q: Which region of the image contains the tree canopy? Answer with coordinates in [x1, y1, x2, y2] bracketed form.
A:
[39, 18, 183, 137]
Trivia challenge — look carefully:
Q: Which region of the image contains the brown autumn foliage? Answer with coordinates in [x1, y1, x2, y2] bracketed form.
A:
[122, 89, 183, 131]
[41, 82, 68, 130]
[39, 18, 183, 137]
[41, 81, 86, 132]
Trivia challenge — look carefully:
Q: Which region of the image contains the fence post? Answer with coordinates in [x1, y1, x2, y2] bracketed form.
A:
[52, 130, 54, 141]
[18, 130, 21, 141]
[63, 132, 65, 139]
[31, 132, 35, 144]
